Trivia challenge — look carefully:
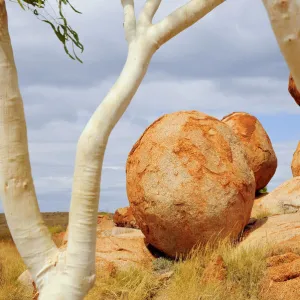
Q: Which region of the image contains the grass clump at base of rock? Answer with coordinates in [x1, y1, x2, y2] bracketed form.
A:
[0, 224, 273, 300]
[86, 267, 161, 300]
[85, 239, 271, 300]
[159, 239, 270, 300]
[252, 207, 273, 220]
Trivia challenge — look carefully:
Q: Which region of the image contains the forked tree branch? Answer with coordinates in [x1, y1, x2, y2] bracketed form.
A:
[121, 0, 136, 43]
[151, 0, 225, 46]
[262, 0, 300, 90]
[66, 0, 226, 296]
[138, 0, 162, 26]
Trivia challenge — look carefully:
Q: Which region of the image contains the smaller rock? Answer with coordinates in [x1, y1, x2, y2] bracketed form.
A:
[288, 73, 300, 106]
[221, 112, 277, 191]
[253, 177, 300, 216]
[201, 255, 226, 284]
[291, 142, 300, 177]
[239, 214, 300, 249]
[113, 206, 138, 229]
[96, 224, 154, 274]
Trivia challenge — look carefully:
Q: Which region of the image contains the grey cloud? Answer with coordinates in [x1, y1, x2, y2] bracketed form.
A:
[1, 0, 299, 214]
[7, 0, 289, 91]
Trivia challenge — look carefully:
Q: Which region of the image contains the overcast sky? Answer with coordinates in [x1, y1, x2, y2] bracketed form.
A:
[0, 0, 299, 213]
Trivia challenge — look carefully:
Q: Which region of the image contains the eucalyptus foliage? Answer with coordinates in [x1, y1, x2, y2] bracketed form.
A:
[13, 0, 83, 62]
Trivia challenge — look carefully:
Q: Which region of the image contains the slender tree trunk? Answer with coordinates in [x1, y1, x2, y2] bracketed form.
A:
[262, 0, 300, 90]
[39, 41, 156, 300]
[0, 0, 58, 286]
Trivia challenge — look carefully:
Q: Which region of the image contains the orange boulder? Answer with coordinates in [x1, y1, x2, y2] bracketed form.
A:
[126, 111, 255, 257]
[222, 112, 277, 191]
[113, 206, 138, 229]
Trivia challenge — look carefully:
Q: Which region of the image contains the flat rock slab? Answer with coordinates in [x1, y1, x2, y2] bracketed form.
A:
[240, 213, 300, 248]
[252, 177, 300, 216]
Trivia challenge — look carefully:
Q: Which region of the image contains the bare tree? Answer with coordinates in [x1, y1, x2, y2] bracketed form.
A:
[0, 0, 225, 298]
[1, 0, 299, 298]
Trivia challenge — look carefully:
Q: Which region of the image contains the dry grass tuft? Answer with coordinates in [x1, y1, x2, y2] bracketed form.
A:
[0, 222, 272, 300]
[86, 267, 161, 300]
[0, 240, 32, 300]
[155, 239, 270, 300]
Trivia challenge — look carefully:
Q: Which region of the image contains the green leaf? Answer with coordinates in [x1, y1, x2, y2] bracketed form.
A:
[14, 0, 84, 63]
[16, 0, 25, 10]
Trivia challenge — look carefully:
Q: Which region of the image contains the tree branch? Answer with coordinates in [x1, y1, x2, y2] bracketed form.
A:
[262, 0, 300, 90]
[0, 0, 58, 286]
[151, 0, 225, 47]
[121, 0, 136, 43]
[138, 0, 162, 26]
[66, 43, 155, 290]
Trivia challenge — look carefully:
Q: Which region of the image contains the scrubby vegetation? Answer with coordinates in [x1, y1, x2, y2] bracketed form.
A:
[0, 220, 272, 300]
[0, 240, 33, 300]
[85, 239, 270, 300]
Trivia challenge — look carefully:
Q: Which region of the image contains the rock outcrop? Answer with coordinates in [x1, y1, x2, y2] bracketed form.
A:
[95, 226, 154, 276]
[289, 73, 300, 106]
[62, 214, 154, 276]
[252, 177, 300, 216]
[113, 206, 138, 229]
[260, 238, 300, 300]
[240, 213, 300, 249]
[126, 110, 255, 257]
[291, 142, 300, 177]
[222, 112, 277, 191]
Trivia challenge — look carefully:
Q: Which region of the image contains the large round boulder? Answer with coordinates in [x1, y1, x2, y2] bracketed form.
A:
[291, 142, 300, 177]
[126, 111, 256, 258]
[221, 112, 277, 191]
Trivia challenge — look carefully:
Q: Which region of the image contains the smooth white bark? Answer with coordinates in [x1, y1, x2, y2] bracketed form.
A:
[151, 0, 225, 47]
[63, 0, 224, 298]
[138, 0, 162, 26]
[0, 0, 256, 298]
[0, 0, 58, 290]
[121, 0, 136, 43]
[262, 0, 300, 89]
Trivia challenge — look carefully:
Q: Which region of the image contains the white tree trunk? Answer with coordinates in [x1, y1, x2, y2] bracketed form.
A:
[262, 0, 300, 89]
[3, 0, 299, 297]
[0, 0, 59, 287]
[21, 0, 300, 299]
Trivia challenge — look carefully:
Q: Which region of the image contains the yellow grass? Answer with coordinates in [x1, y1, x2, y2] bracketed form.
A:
[86, 267, 161, 300]
[0, 224, 66, 300]
[83, 239, 270, 300]
[0, 240, 32, 300]
[155, 240, 270, 300]
[252, 207, 272, 220]
[1, 223, 271, 300]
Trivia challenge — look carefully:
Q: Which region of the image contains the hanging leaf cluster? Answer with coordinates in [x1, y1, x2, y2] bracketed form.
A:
[13, 0, 84, 63]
